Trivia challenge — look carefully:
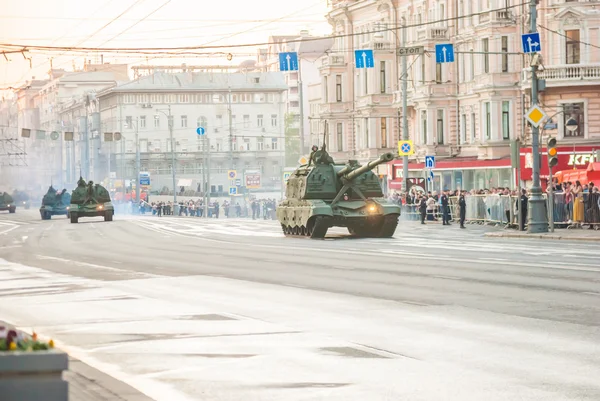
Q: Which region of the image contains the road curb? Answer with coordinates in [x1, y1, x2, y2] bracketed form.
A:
[484, 232, 600, 242]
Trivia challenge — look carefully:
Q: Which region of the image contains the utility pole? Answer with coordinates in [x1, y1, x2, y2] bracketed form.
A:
[401, 19, 409, 194]
[527, 0, 547, 233]
[228, 86, 233, 169]
[168, 105, 176, 204]
[298, 61, 305, 156]
[134, 117, 140, 205]
[84, 107, 90, 179]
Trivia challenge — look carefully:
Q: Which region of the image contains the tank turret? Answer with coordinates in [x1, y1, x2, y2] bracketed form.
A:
[68, 177, 114, 223]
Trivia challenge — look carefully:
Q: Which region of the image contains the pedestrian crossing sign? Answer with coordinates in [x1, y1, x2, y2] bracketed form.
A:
[398, 140, 414, 156]
[229, 187, 237, 195]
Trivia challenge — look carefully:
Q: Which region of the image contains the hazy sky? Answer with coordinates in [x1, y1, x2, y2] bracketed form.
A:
[0, 0, 330, 89]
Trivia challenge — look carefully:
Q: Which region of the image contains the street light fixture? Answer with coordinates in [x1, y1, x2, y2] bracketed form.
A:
[155, 105, 176, 204]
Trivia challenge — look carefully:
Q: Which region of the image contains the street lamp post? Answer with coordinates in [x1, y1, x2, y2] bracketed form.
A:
[156, 106, 176, 204]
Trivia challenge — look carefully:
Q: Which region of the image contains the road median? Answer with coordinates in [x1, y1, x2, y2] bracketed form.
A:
[485, 230, 600, 242]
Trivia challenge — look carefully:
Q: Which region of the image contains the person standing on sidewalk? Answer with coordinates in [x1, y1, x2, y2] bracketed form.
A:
[441, 190, 450, 225]
[419, 195, 427, 225]
[459, 191, 466, 229]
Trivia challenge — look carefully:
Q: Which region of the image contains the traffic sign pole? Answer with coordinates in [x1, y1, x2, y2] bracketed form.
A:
[401, 22, 409, 194]
[527, 0, 548, 234]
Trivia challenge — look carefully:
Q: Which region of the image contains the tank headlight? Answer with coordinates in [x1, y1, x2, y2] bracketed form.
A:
[66, 207, 70, 210]
[7, 204, 10, 207]
[23, 201, 26, 204]
[97, 205, 103, 210]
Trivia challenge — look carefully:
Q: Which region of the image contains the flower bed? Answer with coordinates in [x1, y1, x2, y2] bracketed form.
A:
[0, 322, 69, 401]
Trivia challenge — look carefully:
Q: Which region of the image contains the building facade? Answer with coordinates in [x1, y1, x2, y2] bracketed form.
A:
[319, 0, 600, 192]
[97, 70, 287, 196]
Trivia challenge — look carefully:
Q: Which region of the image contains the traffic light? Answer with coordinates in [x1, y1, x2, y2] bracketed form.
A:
[547, 138, 558, 168]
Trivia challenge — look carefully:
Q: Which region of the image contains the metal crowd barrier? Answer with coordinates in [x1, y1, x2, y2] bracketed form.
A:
[400, 192, 600, 229]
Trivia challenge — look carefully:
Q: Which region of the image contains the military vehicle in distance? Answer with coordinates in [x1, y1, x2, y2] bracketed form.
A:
[69, 177, 114, 223]
[12, 190, 31, 209]
[0, 192, 16, 213]
[39, 186, 71, 220]
[277, 144, 401, 239]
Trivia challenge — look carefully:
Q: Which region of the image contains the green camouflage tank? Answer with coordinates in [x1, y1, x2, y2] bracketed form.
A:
[0, 192, 16, 213]
[277, 144, 400, 239]
[39, 186, 71, 220]
[68, 177, 114, 223]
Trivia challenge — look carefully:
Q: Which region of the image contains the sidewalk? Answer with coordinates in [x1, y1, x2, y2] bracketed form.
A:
[484, 228, 600, 242]
[67, 357, 155, 401]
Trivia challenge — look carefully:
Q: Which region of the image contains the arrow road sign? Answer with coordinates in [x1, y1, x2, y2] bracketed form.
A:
[229, 187, 237, 195]
[435, 44, 454, 63]
[354, 49, 374, 68]
[196, 126, 205, 136]
[425, 155, 436, 169]
[522, 33, 541, 54]
[279, 52, 299, 71]
[398, 140, 414, 156]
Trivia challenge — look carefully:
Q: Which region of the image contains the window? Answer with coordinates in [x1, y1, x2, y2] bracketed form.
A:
[501, 36, 509, 72]
[485, 102, 491, 139]
[380, 61, 386, 93]
[271, 114, 277, 127]
[123, 94, 135, 104]
[460, 114, 466, 144]
[154, 115, 160, 128]
[364, 118, 369, 148]
[381, 118, 387, 148]
[257, 114, 263, 127]
[436, 63, 442, 83]
[136, 94, 149, 104]
[240, 93, 251, 103]
[337, 123, 343, 151]
[125, 116, 133, 129]
[231, 94, 238, 103]
[482, 38, 489, 73]
[178, 94, 190, 103]
[140, 115, 146, 129]
[323, 76, 328, 102]
[421, 110, 427, 144]
[267, 93, 275, 102]
[470, 112, 476, 143]
[181, 115, 187, 128]
[272, 138, 278, 150]
[150, 94, 162, 103]
[254, 93, 265, 102]
[502, 101, 510, 140]
[565, 30, 580, 64]
[336, 75, 342, 102]
[164, 94, 176, 104]
[243, 115, 250, 128]
[436, 110, 444, 144]
[563, 103, 584, 137]
[257, 137, 264, 150]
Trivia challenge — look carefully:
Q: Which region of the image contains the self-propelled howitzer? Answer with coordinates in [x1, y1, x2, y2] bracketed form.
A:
[276, 147, 400, 239]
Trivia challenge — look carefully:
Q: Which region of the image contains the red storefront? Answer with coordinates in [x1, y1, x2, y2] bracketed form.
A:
[387, 145, 599, 193]
[520, 145, 599, 188]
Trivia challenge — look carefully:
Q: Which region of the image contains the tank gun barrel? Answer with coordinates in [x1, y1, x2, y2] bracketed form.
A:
[339, 153, 395, 180]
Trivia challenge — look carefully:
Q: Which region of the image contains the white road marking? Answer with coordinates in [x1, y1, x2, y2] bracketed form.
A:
[35, 255, 160, 277]
[432, 275, 463, 280]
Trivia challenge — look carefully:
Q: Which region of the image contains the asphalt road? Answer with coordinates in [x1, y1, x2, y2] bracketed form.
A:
[0, 210, 599, 401]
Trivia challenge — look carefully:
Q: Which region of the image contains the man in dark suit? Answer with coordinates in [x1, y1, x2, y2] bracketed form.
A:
[419, 195, 427, 225]
[441, 190, 450, 225]
[459, 191, 466, 229]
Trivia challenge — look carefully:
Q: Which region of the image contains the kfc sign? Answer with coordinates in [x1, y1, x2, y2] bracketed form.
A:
[567, 153, 597, 166]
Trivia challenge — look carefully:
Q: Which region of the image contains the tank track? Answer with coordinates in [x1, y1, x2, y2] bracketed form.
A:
[281, 216, 331, 239]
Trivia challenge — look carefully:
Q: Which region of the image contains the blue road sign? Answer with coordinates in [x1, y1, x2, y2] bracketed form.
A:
[522, 32, 541, 54]
[354, 50, 374, 68]
[401, 143, 411, 153]
[427, 170, 434, 182]
[139, 173, 150, 186]
[196, 126, 205, 136]
[435, 44, 454, 63]
[235, 178, 241, 186]
[279, 52, 299, 71]
[229, 187, 237, 195]
[425, 155, 436, 169]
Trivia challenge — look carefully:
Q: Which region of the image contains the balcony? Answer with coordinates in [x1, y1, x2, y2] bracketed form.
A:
[522, 64, 600, 88]
[414, 27, 448, 42]
[320, 54, 346, 69]
[477, 10, 513, 25]
[360, 38, 394, 52]
[356, 93, 394, 109]
[319, 102, 353, 114]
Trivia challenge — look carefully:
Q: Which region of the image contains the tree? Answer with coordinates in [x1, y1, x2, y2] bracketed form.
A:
[284, 113, 301, 167]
